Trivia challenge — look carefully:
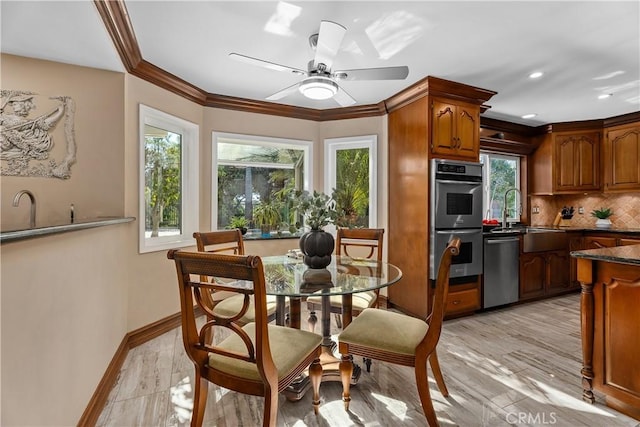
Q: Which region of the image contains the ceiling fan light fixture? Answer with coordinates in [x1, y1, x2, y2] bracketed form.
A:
[299, 76, 338, 100]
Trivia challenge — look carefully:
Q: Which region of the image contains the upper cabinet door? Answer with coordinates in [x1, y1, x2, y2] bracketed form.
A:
[554, 131, 601, 192]
[604, 124, 640, 192]
[431, 100, 457, 153]
[456, 106, 480, 157]
[431, 98, 480, 160]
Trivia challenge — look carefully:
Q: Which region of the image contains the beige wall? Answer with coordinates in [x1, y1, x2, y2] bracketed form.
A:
[1, 54, 387, 425]
[1, 55, 129, 426]
[0, 54, 125, 231]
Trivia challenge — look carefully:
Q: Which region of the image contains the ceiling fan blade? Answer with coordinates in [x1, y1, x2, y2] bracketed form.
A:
[229, 53, 306, 75]
[333, 85, 356, 107]
[266, 82, 301, 101]
[313, 21, 346, 70]
[333, 66, 409, 81]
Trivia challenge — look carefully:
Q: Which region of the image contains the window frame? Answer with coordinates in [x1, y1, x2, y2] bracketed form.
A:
[138, 104, 199, 253]
[211, 131, 313, 231]
[324, 135, 378, 227]
[480, 151, 521, 223]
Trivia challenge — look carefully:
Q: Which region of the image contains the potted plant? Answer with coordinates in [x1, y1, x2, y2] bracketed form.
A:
[253, 200, 282, 237]
[290, 190, 338, 269]
[228, 215, 248, 235]
[591, 207, 613, 227]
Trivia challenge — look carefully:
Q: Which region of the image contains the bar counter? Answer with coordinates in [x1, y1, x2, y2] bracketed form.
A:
[571, 244, 640, 421]
[0, 217, 135, 244]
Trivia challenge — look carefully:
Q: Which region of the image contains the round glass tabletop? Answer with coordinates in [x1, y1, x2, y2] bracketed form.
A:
[261, 255, 402, 297]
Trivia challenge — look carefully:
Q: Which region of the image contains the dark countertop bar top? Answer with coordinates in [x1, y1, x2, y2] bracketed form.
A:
[0, 217, 135, 244]
[543, 225, 640, 234]
[483, 224, 640, 236]
[571, 244, 640, 266]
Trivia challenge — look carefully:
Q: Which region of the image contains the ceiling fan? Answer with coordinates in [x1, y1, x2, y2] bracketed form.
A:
[229, 20, 409, 107]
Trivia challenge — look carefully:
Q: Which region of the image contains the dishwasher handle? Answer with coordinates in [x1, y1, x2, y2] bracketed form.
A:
[485, 238, 520, 244]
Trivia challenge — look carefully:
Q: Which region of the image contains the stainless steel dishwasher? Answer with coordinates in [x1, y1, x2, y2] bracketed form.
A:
[483, 235, 520, 308]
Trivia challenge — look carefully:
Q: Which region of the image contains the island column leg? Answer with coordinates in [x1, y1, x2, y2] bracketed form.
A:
[578, 257, 595, 404]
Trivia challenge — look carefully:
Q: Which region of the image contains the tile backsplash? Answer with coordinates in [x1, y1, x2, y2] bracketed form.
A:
[530, 192, 640, 228]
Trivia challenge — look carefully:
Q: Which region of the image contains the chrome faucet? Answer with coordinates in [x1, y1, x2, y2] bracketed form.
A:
[12, 190, 36, 228]
[503, 187, 521, 229]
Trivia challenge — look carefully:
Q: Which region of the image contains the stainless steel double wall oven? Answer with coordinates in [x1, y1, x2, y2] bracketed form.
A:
[430, 159, 483, 280]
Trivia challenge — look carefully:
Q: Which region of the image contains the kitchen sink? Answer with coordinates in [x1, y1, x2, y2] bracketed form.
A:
[489, 227, 568, 251]
[523, 229, 568, 252]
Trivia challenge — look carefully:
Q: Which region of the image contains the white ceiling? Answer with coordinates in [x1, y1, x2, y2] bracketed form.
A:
[2, 1, 639, 126]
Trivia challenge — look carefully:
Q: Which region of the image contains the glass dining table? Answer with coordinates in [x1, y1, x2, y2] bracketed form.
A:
[261, 254, 403, 400]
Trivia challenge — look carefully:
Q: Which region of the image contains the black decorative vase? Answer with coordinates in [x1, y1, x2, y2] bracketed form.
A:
[299, 229, 334, 269]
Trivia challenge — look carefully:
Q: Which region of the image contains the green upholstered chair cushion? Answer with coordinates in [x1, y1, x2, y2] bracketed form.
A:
[307, 290, 377, 311]
[338, 308, 428, 356]
[213, 294, 278, 323]
[208, 323, 322, 381]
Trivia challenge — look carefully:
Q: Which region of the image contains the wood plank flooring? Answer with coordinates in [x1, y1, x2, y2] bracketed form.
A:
[96, 294, 640, 426]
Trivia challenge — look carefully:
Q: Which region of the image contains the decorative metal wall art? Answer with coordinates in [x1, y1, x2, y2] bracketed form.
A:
[0, 90, 76, 179]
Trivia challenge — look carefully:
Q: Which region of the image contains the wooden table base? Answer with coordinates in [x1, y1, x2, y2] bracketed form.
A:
[282, 294, 361, 401]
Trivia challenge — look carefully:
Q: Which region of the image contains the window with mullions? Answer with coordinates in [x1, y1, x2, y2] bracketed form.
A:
[324, 135, 377, 228]
[480, 152, 521, 223]
[139, 105, 199, 253]
[212, 132, 312, 237]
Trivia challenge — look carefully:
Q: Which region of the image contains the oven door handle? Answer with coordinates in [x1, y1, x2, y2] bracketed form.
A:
[436, 179, 482, 185]
[435, 229, 482, 235]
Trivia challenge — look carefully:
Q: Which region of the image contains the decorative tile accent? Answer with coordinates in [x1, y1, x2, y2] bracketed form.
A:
[531, 192, 640, 228]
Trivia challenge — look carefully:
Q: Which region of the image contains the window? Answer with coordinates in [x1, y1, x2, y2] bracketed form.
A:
[480, 152, 521, 223]
[324, 135, 377, 228]
[212, 132, 312, 237]
[139, 105, 199, 253]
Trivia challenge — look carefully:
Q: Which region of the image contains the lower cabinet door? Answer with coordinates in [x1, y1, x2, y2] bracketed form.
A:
[547, 251, 571, 294]
[520, 253, 546, 300]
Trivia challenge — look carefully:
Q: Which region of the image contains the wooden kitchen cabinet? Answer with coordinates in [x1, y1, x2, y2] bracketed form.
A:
[519, 252, 546, 299]
[583, 235, 617, 249]
[530, 129, 601, 194]
[431, 98, 480, 160]
[554, 131, 601, 192]
[520, 250, 571, 300]
[568, 234, 583, 288]
[618, 237, 640, 246]
[604, 122, 640, 192]
[570, 233, 640, 286]
[387, 77, 496, 318]
[444, 279, 481, 318]
[576, 255, 640, 420]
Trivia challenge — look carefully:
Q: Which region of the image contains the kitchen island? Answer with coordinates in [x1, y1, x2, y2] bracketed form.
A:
[571, 244, 640, 421]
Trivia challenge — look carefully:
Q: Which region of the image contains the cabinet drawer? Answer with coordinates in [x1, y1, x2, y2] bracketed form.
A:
[446, 288, 480, 314]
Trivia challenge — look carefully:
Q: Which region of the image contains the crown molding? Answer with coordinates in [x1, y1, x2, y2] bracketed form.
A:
[94, 1, 636, 128]
[94, 0, 387, 122]
[384, 76, 497, 113]
[94, 0, 142, 71]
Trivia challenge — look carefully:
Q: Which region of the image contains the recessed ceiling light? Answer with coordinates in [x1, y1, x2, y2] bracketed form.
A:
[521, 113, 537, 119]
[598, 93, 613, 99]
[529, 71, 544, 79]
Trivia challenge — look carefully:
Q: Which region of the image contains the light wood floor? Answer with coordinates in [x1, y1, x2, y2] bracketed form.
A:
[97, 294, 640, 426]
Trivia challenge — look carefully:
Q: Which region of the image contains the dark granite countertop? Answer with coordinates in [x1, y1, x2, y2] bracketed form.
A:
[536, 225, 640, 234]
[482, 224, 640, 238]
[0, 217, 135, 244]
[571, 244, 640, 266]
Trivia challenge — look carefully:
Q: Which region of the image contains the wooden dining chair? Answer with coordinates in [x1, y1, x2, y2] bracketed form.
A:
[306, 228, 384, 332]
[337, 237, 460, 427]
[168, 250, 323, 427]
[193, 230, 277, 324]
